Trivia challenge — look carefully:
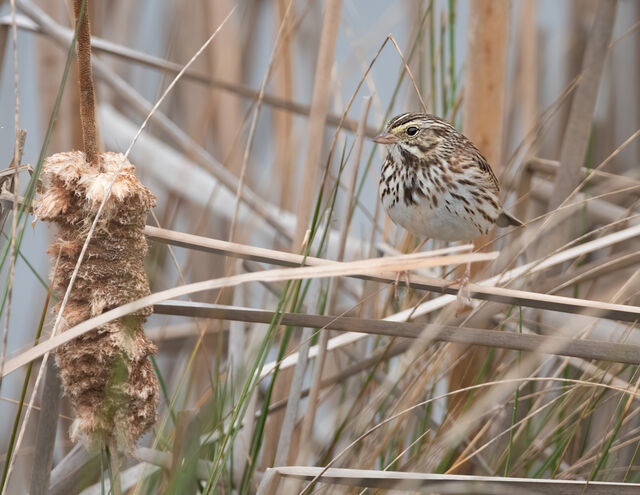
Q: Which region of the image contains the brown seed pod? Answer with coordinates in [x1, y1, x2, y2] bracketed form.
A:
[34, 151, 159, 451]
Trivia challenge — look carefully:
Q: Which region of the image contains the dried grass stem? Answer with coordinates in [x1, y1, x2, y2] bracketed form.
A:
[73, 0, 98, 167]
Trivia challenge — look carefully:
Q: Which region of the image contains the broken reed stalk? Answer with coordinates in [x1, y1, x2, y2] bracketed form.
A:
[73, 0, 98, 167]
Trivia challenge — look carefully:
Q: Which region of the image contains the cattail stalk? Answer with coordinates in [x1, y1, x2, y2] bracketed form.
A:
[73, 0, 98, 167]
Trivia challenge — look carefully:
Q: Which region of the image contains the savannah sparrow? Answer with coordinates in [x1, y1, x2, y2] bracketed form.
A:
[374, 112, 522, 292]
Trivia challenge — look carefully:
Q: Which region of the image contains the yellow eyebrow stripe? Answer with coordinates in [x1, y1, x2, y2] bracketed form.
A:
[392, 122, 420, 134]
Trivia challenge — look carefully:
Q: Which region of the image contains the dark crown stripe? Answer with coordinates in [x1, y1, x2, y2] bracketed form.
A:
[388, 112, 456, 132]
[388, 112, 424, 130]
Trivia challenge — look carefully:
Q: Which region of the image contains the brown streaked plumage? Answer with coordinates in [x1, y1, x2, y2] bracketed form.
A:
[374, 112, 521, 243]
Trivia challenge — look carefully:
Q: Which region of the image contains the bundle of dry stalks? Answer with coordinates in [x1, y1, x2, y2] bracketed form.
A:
[34, 150, 158, 450]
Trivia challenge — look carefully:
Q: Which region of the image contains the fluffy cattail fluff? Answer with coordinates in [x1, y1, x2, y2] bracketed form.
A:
[34, 151, 159, 451]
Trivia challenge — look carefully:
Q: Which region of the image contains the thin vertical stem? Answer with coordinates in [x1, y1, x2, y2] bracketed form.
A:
[29, 360, 61, 495]
[0, 1, 88, 488]
[515, 0, 537, 223]
[291, 0, 343, 250]
[107, 438, 122, 495]
[0, 0, 25, 394]
[272, 326, 313, 467]
[296, 98, 372, 468]
[548, 0, 617, 250]
[73, 0, 98, 167]
[448, 0, 510, 474]
[462, 0, 509, 167]
[439, 10, 448, 117]
[329, 97, 372, 310]
[448, 0, 456, 120]
[255, 468, 281, 495]
[0, 3, 24, 490]
[428, 0, 436, 113]
[275, 0, 295, 212]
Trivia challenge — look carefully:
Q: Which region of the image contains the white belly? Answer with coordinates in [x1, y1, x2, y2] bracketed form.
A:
[384, 196, 485, 241]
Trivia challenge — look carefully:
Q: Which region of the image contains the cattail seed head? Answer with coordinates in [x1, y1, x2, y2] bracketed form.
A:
[35, 150, 159, 451]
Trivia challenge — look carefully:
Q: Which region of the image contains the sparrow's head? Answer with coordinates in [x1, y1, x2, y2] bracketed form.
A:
[373, 112, 455, 158]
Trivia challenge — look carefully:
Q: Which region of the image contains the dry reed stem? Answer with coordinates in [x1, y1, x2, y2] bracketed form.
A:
[225, 0, 297, 468]
[153, 302, 640, 366]
[100, 105, 297, 242]
[4, 9, 378, 135]
[527, 157, 640, 191]
[296, 377, 640, 493]
[543, 250, 640, 294]
[28, 358, 61, 495]
[272, 325, 313, 467]
[48, 444, 100, 495]
[144, 226, 476, 272]
[462, 137, 636, 458]
[274, 0, 295, 211]
[519, 0, 538, 139]
[513, 0, 538, 222]
[0, 25, 7, 75]
[206, 0, 243, 176]
[0, 129, 25, 385]
[490, 126, 640, 359]
[426, 345, 585, 474]
[108, 436, 122, 495]
[463, 0, 509, 167]
[7, 247, 640, 380]
[524, 177, 637, 225]
[452, 246, 638, 461]
[72, 0, 98, 167]
[548, 0, 617, 249]
[240, 221, 630, 462]
[33, 2, 75, 152]
[141, 223, 640, 320]
[1, 5, 25, 491]
[17, 0, 289, 240]
[2, 250, 498, 376]
[0, 391, 72, 419]
[296, 97, 372, 466]
[265, 341, 411, 415]
[28, 258, 64, 493]
[292, 0, 343, 249]
[228, 0, 294, 242]
[453, 1, 510, 453]
[0, 0, 24, 389]
[550, 0, 617, 209]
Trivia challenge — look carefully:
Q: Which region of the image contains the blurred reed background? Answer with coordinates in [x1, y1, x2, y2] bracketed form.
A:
[1, 0, 640, 493]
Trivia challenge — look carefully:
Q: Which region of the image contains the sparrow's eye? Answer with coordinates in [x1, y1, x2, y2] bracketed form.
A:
[406, 126, 419, 136]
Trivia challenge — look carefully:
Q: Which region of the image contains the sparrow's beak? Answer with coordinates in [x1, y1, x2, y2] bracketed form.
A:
[372, 132, 399, 145]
